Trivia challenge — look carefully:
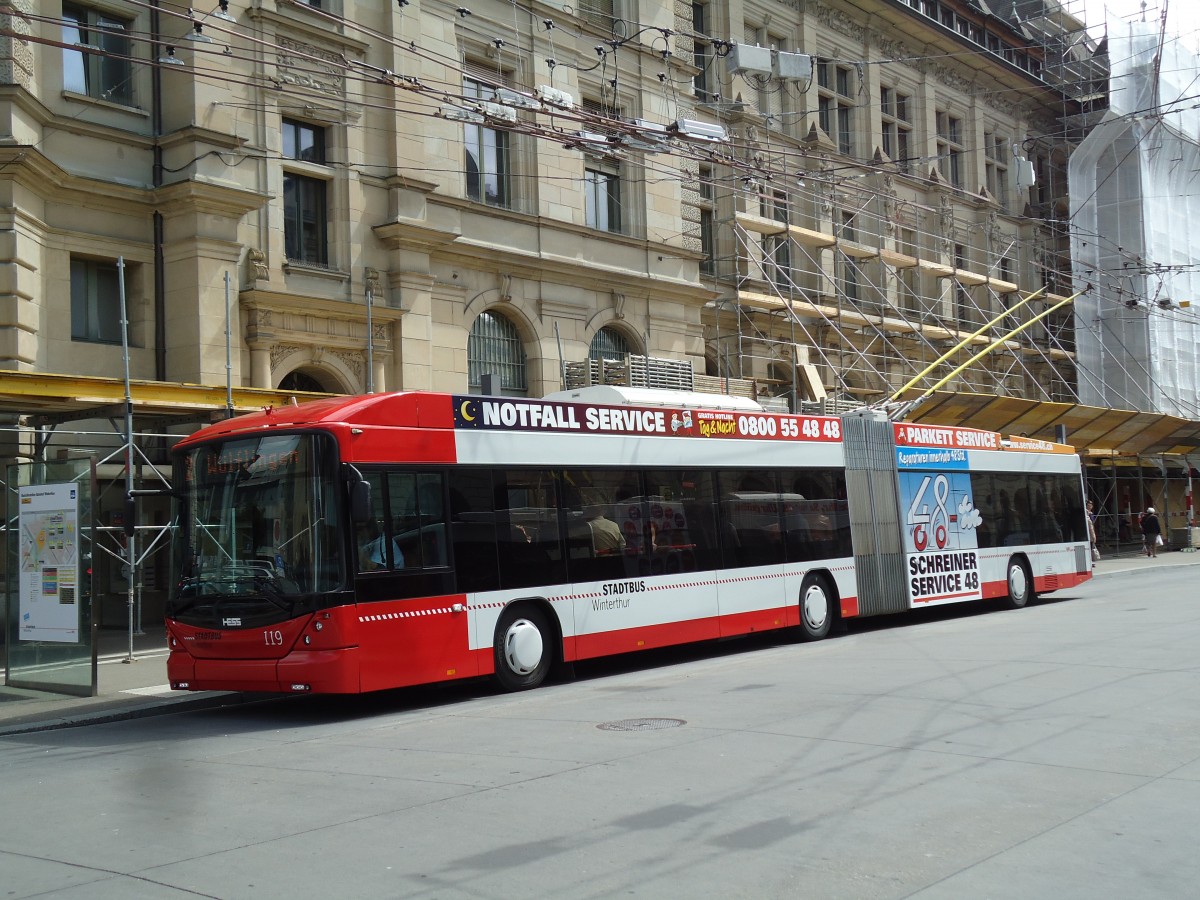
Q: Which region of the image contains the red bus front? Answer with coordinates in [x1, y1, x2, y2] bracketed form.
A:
[166, 426, 475, 693]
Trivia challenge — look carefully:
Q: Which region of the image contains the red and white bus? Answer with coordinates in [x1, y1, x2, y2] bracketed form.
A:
[165, 388, 1092, 694]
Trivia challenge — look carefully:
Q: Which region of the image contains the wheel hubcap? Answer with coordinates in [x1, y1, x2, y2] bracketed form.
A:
[504, 619, 543, 675]
[803, 585, 828, 630]
[1009, 565, 1027, 600]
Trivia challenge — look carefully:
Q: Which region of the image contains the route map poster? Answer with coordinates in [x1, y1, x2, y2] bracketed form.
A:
[18, 482, 80, 643]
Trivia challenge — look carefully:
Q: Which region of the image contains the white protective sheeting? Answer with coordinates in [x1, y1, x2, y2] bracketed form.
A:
[1070, 22, 1200, 417]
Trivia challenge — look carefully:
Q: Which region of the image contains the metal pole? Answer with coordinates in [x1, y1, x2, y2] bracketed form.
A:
[365, 287, 375, 393]
[225, 271, 234, 417]
[553, 320, 565, 390]
[1187, 456, 1195, 550]
[118, 256, 136, 663]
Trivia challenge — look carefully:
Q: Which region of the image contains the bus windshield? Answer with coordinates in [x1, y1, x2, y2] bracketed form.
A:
[170, 432, 344, 619]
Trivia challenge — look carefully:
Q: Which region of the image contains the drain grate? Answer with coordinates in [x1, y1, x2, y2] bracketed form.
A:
[596, 717, 685, 732]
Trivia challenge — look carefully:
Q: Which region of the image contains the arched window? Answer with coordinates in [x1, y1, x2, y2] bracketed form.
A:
[279, 369, 332, 394]
[468, 310, 527, 395]
[588, 326, 631, 364]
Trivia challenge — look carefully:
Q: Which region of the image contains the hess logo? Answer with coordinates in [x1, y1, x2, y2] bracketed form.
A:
[222, 617, 242, 627]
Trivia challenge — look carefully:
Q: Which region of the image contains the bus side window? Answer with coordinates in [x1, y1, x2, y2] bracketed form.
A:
[718, 470, 784, 569]
[416, 473, 447, 567]
[386, 472, 420, 569]
[495, 468, 565, 589]
[785, 470, 826, 563]
[643, 469, 715, 574]
[355, 470, 392, 572]
[972, 474, 997, 549]
[448, 470, 499, 593]
[563, 469, 638, 582]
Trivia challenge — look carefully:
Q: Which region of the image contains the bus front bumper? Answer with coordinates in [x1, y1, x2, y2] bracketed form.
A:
[168, 647, 361, 694]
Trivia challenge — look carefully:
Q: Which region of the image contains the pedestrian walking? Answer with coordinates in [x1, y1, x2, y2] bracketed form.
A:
[1086, 499, 1100, 562]
[1141, 506, 1162, 558]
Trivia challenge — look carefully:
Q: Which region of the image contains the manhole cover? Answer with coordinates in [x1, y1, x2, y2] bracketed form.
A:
[596, 717, 685, 732]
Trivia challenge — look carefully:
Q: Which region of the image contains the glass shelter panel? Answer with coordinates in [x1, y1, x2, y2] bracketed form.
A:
[5, 460, 97, 696]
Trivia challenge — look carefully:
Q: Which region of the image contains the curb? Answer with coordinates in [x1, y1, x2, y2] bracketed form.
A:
[0, 691, 277, 738]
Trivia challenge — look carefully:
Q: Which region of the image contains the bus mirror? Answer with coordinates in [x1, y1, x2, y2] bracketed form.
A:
[350, 480, 371, 524]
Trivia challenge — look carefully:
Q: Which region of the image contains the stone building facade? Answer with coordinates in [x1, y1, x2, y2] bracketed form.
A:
[0, 0, 1082, 412]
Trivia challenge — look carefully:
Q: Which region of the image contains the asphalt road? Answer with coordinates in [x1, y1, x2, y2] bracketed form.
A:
[3, 565, 1199, 899]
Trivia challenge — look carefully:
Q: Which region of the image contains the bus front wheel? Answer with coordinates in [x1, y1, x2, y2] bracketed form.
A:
[1005, 557, 1034, 609]
[798, 574, 834, 641]
[493, 605, 552, 691]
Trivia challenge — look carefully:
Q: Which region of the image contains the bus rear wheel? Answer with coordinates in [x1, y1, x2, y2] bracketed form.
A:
[797, 573, 834, 641]
[1005, 557, 1034, 609]
[493, 605, 552, 691]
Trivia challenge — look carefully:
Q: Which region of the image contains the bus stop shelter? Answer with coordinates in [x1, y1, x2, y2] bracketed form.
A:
[0, 372, 325, 691]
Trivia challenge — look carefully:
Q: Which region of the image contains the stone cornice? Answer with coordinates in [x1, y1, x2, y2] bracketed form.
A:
[242, 290, 405, 323]
[372, 217, 462, 254]
[439, 236, 713, 304]
[0, 86, 153, 154]
[246, 3, 371, 56]
[153, 179, 271, 219]
[157, 126, 248, 155]
[0, 147, 151, 211]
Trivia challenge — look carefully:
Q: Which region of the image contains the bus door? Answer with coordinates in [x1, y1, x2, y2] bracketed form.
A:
[353, 469, 465, 690]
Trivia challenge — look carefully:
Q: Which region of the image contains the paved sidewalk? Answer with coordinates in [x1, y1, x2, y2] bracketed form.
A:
[2, 549, 1197, 736]
[0, 626, 254, 736]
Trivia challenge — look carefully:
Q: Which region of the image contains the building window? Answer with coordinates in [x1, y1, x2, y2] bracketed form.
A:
[936, 111, 964, 187]
[71, 258, 124, 344]
[985, 132, 1009, 205]
[817, 62, 854, 156]
[693, 3, 713, 101]
[468, 311, 527, 395]
[282, 119, 329, 266]
[584, 160, 622, 232]
[61, 4, 133, 106]
[954, 243, 975, 325]
[464, 76, 513, 208]
[763, 190, 791, 288]
[589, 327, 631, 364]
[898, 227, 921, 314]
[278, 369, 328, 393]
[839, 212, 860, 302]
[700, 208, 715, 274]
[578, 0, 616, 29]
[699, 165, 716, 275]
[880, 86, 912, 173]
[284, 118, 325, 163]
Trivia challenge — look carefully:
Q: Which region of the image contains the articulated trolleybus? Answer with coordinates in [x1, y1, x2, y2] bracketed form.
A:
[166, 388, 1091, 694]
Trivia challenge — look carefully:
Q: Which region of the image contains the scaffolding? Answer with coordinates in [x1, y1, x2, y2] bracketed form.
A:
[1070, 16, 1200, 420]
[706, 170, 1079, 413]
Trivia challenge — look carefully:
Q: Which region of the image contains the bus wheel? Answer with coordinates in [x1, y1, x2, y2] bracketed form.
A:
[493, 605, 552, 691]
[1005, 557, 1033, 609]
[798, 574, 833, 641]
